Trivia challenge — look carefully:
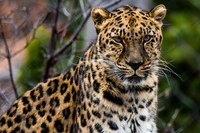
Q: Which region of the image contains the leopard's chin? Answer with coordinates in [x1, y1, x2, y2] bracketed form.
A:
[127, 75, 145, 83]
[121, 74, 147, 87]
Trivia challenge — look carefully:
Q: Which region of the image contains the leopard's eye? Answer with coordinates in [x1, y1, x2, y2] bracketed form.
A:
[143, 35, 152, 42]
[112, 36, 122, 43]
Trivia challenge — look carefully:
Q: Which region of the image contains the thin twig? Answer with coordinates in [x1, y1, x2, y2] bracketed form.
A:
[53, 0, 122, 58]
[12, 12, 51, 58]
[102, 0, 121, 8]
[57, 0, 96, 35]
[11, 29, 36, 57]
[42, 0, 61, 80]
[0, 20, 18, 99]
[163, 109, 179, 133]
[53, 10, 90, 58]
[0, 89, 11, 105]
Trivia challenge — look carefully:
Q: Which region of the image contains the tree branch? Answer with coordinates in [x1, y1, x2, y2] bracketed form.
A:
[12, 12, 51, 58]
[42, 0, 61, 80]
[53, 0, 122, 58]
[53, 10, 90, 58]
[0, 20, 18, 99]
[11, 29, 36, 57]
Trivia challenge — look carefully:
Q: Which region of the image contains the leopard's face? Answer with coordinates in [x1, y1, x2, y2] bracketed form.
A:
[92, 5, 166, 86]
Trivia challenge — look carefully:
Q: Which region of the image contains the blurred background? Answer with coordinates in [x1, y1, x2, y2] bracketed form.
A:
[0, 0, 199, 132]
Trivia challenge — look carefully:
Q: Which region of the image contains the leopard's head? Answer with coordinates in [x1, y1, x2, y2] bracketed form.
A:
[91, 5, 166, 87]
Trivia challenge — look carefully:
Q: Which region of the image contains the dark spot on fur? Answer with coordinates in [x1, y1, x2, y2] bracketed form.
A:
[89, 125, 94, 133]
[66, 71, 71, 80]
[119, 23, 123, 27]
[139, 115, 146, 121]
[50, 97, 60, 107]
[54, 119, 64, 132]
[64, 93, 71, 103]
[81, 114, 87, 127]
[124, 116, 127, 121]
[22, 96, 29, 105]
[11, 126, 20, 133]
[38, 85, 44, 100]
[128, 98, 133, 103]
[47, 115, 52, 122]
[104, 112, 113, 118]
[92, 110, 101, 118]
[7, 103, 18, 117]
[62, 73, 67, 80]
[62, 107, 70, 120]
[23, 104, 32, 114]
[142, 99, 146, 103]
[142, 17, 147, 20]
[70, 124, 79, 133]
[86, 91, 90, 99]
[138, 104, 144, 108]
[7, 119, 13, 127]
[135, 98, 138, 104]
[93, 98, 100, 105]
[135, 119, 140, 127]
[41, 122, 49, 133]
[95, 123, 103, 133]
[38, 110, 46, 117]
[133, 107, 138, 114]
[103, 90, 123, 106]
[131, 119, 137, 132]
[0, 117, 6, 126]
[93, 80, 100, 93]
[118, 115, 123, 121]
[72, 108, 76, 121]
[72, 86, 77, 101]
[127, 107, 133, 112]
[74, 69, 79, 86]
[87, 110, 91, 120]
[49, 109, 56, 116]
[115, 16, 121, 21]
[107, 120, 118, 130]
[146, 99, 153, 107]
[26, 115, 36, 129]
[47, 79, 59, 96]
[60, 83, 68, 95]
[14, 115, 22, 123]
[30, 90, 36, 101]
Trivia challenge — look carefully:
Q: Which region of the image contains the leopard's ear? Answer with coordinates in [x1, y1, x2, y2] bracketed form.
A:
[91, 7, 110, 33]
[149, 4, 166, 24]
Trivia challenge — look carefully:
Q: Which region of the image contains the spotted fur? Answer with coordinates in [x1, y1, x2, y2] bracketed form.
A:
[0, 4, 166, 133]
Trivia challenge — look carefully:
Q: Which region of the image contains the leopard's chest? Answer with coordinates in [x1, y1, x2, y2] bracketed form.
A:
[78, 107, 156, 133]
[78, 95, 157, 133]
[77, 63, 158, 133]
[109, 107, 156, 133]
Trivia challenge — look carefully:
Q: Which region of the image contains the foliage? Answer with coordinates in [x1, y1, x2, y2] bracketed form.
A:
[17, 27, 49, 93]
[153, 0, 200, 132]
[15, 0, 121, 91]
[16, 0, 91, 92]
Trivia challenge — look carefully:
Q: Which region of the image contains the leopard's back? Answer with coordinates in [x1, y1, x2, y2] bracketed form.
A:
[0, 72, 79, 132]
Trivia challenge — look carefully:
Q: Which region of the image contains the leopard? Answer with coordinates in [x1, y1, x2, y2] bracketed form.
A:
[0, 4, 166, 133]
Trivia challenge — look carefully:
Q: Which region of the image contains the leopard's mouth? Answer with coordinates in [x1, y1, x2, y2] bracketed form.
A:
[117, 71, 149, 85]
[127, 74, 146, 83]
[115, 69, 149, 85]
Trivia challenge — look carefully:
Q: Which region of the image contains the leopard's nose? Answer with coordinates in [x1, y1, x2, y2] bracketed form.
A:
[126, 61, 144, 71]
